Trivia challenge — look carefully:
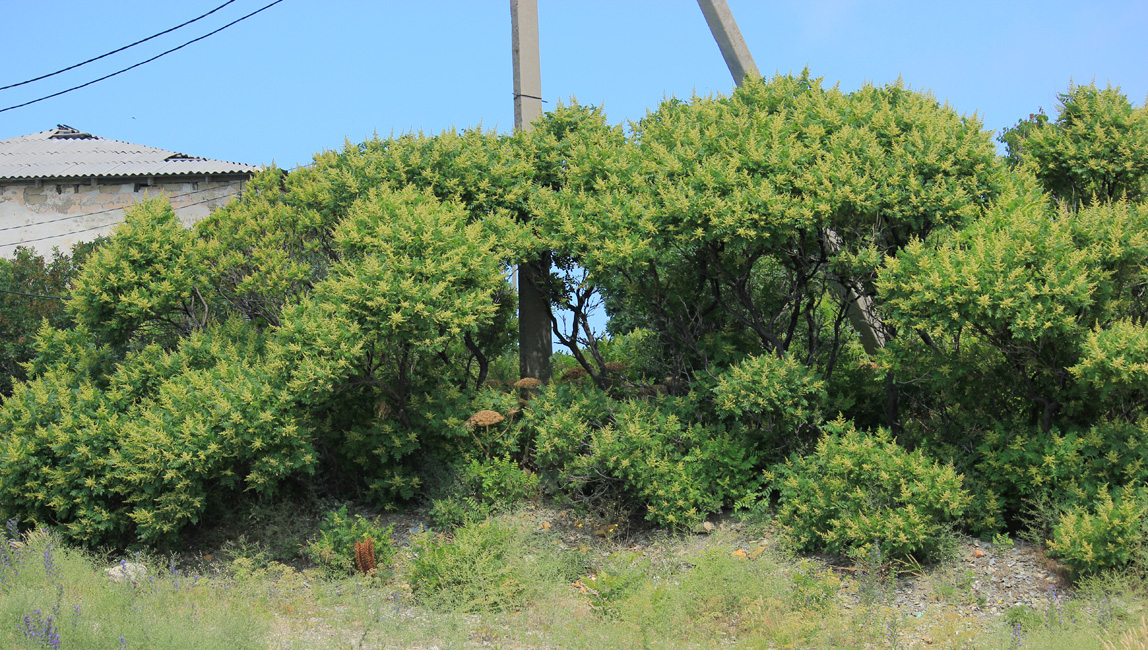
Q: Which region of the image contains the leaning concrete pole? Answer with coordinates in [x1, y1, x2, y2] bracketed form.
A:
[696, 0, 759, 86]
[511, 0, 553, 382]
[695, 0, 886, 354]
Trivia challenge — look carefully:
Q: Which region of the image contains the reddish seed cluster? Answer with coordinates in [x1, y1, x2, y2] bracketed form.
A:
[354, 536, 376, 574]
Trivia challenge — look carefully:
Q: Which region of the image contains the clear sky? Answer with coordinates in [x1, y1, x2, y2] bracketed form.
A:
[2, 1, 1146, 171]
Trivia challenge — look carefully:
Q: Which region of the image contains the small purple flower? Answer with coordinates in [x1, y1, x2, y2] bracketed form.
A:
[42, 540, 60, 583]
[1009, 621, 1024, 649]
[1046, 585, 1068, 629]
[18, 608, 60, 649]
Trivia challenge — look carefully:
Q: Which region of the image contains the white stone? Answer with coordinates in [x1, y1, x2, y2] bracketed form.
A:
[105, 561, 147, 583]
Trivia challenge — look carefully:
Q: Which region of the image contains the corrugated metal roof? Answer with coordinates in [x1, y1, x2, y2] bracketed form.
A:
[0, 125, 261, 181]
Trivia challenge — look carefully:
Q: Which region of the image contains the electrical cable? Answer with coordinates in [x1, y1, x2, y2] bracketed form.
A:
[0, 0, 238, 92]
[0, 0, 287, 114]
[0, 192, 238, 249]
[0, 184, 233, 234]
[0, 287, 66, 300]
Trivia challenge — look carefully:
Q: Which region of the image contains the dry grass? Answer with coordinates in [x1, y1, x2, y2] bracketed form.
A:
[5, 506, 1147, 649]
[1103, 617, 1148, 650]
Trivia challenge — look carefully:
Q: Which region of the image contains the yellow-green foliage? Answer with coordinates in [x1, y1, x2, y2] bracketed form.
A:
[1049, 485, 1145, 576]
[529, 384, 773, 529]
[971, 419, 1148, 532]
[69, 198, 207, 347]
[771, 419, 970, 562]
[713, 353, 828, 455]
[271, 185, 513, 499]
[0, 322, 312, 545]
[1073, 320, 1148, 398]
[878, 185, 1148, 528]
[0, 142, 522, 542]
[535, 71, 1003, 376]
[1009, 82, 1148, 206]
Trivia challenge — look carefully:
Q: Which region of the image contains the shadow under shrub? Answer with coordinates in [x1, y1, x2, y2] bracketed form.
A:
[527, 375, 825, 530]
[428, 455, 540, 529]
[530, 387, 758, 529]
[770, 418, 970, 563]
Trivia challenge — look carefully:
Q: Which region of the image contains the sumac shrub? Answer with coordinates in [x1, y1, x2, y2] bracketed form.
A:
[529, 385, 761, 529]
[0, 323, 313, 545]
[770, 419, 970, 562]
[1047, 485, 1145, 576]
[429, 455, 541, 529]
[712, 353, 828, 459]
[968, 419, 1148, 534]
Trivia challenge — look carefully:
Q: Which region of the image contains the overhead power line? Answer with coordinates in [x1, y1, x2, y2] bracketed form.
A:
[0, 192, 236, 250]
[0, 0, 238, 92]
[0, 287, 66, 301]
[0, 0, 287, 114]
[0, 184, 229, 234]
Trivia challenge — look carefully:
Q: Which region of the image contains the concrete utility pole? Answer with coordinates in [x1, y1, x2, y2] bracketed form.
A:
[696, 0, 760, 87]
[511, 0, 553, 382]
[695, 0, 886, 354]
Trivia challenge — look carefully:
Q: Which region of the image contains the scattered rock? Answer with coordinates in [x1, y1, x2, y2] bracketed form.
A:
[105, 561, 147, 583]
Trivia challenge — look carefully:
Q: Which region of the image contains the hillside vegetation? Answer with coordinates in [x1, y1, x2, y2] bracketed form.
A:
[1, 74, 1147, 615]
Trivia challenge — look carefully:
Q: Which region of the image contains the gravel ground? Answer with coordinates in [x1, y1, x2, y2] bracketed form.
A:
[261, 506, 1099, 649]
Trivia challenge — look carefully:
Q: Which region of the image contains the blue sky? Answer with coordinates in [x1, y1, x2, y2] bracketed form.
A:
[2, 1, 1146, 170]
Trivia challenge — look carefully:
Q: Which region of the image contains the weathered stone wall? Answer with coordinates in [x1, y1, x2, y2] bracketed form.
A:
[0, 176, 247, 257]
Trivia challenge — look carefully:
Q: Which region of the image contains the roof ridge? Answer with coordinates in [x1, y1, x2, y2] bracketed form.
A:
[48, 124, 95, 139]
[0, 125, 261, 181]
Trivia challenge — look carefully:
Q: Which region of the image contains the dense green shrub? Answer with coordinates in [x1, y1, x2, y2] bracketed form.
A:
[1002, 82, 1148, 206]
[879, 190, 1148, 531]
[0, 322, 313, 545]
[529, 384, 764, 528]
[712, 354, 828, 457]
[770, 419, 970, 562]
[302, 505, 395, 577]
[6, 72, 1148, 562]
[428, 455, 540, 528]
[537, 72, 1004, 380]
[269, 185, 516, 500]
[967, 419, 1148, 533]
[69, 199, 207, 348]
[0, 177, 519, 544]
[1048, 485, 1145, 576]
[0, 240, 102, 396]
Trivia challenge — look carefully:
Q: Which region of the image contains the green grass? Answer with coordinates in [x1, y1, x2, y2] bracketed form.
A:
[0, 525, 268, 649]
[3, 510, 1147, 650]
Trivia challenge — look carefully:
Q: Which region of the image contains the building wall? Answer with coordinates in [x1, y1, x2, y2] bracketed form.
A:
[0, 176, 247, 258]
